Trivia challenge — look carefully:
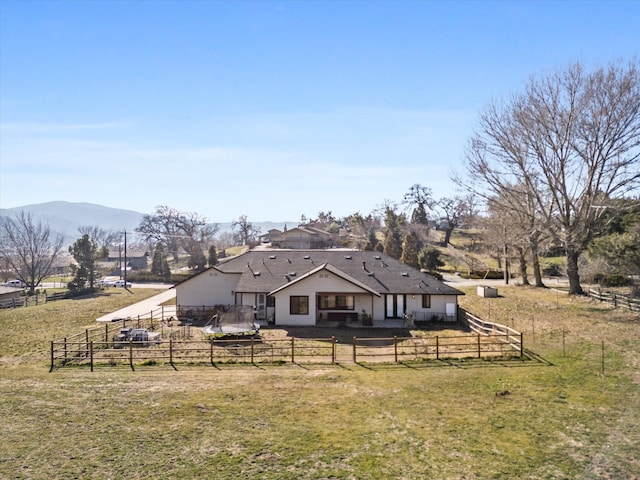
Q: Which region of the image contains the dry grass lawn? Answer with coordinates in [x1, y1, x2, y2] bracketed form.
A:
[0, 285, 639, 479]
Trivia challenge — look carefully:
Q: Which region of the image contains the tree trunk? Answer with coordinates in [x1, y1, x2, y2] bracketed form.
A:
[566, 249, 584, 295]
[516, 246, 530, 285]
[443, 228, 453, 246]
[529, 237, 545, 287]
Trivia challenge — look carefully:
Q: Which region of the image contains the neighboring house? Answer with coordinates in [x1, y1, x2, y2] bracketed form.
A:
[107, 249, 149, 270]
[175, 249, 463, 326]
[260, 229, 283, 244]
[270, 226, 334, 249]
[50, 253, 73, 276]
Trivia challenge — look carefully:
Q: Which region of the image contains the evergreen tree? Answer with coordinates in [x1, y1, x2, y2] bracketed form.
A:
[68, 234, 99, 292]
[151, 243, 171, 279]
[418, 246, 445, 272]
[208, 245, 218, 267]
[188, 244, 207, 271]
[411, 203, 429, 225]
[382, 206, 404, 259]
[400, 232, 420, 268]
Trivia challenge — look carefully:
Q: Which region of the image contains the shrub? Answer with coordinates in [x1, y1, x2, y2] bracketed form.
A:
[542, 263, 562, 277]
[593, 273, 631, 287]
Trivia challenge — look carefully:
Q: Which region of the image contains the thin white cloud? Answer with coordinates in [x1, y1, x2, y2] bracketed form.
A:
[0, 121, 130, 134]
[1, 106, 470, 219]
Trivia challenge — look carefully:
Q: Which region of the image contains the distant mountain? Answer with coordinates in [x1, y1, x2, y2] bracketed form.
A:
[0, 202, 144, 245]
[0, 201, 294, 245]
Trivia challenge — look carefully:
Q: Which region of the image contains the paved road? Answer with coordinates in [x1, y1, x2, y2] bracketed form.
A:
[96, 288, 176, 323]
[442, 273, 568, 288]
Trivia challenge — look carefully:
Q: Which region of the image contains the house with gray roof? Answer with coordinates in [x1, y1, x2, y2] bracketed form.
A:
[269, 226, 334, 249]
[175, 249, 463, 327]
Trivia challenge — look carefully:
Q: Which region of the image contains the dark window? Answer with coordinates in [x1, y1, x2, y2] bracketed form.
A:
[290, 296, 309, 315]
[318, 295, 355, 310]
[422, 294, 431, 308]
[267, 296, 275, 307]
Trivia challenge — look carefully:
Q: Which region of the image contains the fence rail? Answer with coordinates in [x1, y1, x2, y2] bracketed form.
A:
[459, 308, 523, 355]
[50, 331, 524, 371]
[0, 291, 67, 309]
[587, 288, 640, 312]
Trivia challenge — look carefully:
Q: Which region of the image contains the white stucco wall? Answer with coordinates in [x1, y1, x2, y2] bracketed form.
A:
[405, 294, 458, 321]
[176, 267, 460, 325]
[272, 269, 374, 326]
[175, 270, 240, 307]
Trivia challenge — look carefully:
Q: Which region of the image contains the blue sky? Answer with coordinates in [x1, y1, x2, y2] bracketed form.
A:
[1, 0, 638, 223]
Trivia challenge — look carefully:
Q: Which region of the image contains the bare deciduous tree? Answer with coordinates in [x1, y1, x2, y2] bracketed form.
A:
[461, 60, 640, 294]
[136, 206, 218, 263]
[0, 211, 64, 294]
[432, 195, 476, 246]
[231, 215, 261, 246]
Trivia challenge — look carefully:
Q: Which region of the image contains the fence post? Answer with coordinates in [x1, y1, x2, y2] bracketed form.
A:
[291, 337, 295, 363]
[520, 333, 524, 358]
[394, 336, 398, 363]
[352, 337, 357, 363]
[50, 341, 54, 372]
[105, 324, 109, 343]
[90, 341, 94, 372]
[251, 337, 255, 364]
[210, 341, 214, 366]
[562, 328, 566, 357]
[477, 334, 481, 358]
[331, 336, 336, 364]
[169, 339, 174, 367]
[85, 329, 89, 357]
[129, 340, 134, 371]
[436, 336, 439, 360]
[531, 316, 535, 340]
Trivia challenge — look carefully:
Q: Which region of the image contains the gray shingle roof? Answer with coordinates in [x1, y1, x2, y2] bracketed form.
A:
[212, 249, 463, 296]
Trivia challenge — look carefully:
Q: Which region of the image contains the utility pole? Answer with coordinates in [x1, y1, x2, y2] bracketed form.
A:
[123, 230, 128, 287]
[503, 225, 509, 285]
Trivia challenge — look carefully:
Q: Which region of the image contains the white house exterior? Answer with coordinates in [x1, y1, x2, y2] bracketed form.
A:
[175, 250, 463, 326]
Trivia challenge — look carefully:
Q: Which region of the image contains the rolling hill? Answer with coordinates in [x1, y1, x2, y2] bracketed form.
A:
[0, 201, 291, 245]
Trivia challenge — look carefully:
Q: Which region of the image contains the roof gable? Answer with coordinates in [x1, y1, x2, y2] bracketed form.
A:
[269, 263, 381, 297]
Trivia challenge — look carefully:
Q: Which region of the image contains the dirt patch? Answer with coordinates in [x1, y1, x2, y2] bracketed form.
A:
[260, 323, 468, 344]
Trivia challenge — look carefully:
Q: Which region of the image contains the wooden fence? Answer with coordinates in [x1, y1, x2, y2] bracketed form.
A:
[50, 319, 523, 371]
[459, 308, 523, 355]
[587, 288, 640, 312]
[0, 291, 67, 309]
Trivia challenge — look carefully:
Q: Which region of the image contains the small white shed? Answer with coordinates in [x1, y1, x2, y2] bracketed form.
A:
[477, 286, 498, 298]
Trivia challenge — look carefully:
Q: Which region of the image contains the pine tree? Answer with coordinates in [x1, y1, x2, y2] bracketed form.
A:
[400, 232, 420, 268]
[411, 203, 429, 225]
[383, 207, 404, 259]
[68, 234, 98, 292]
[418, 246, 445, 272]
[151, 243, 171, 279]
[208, 245, 218, 267]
